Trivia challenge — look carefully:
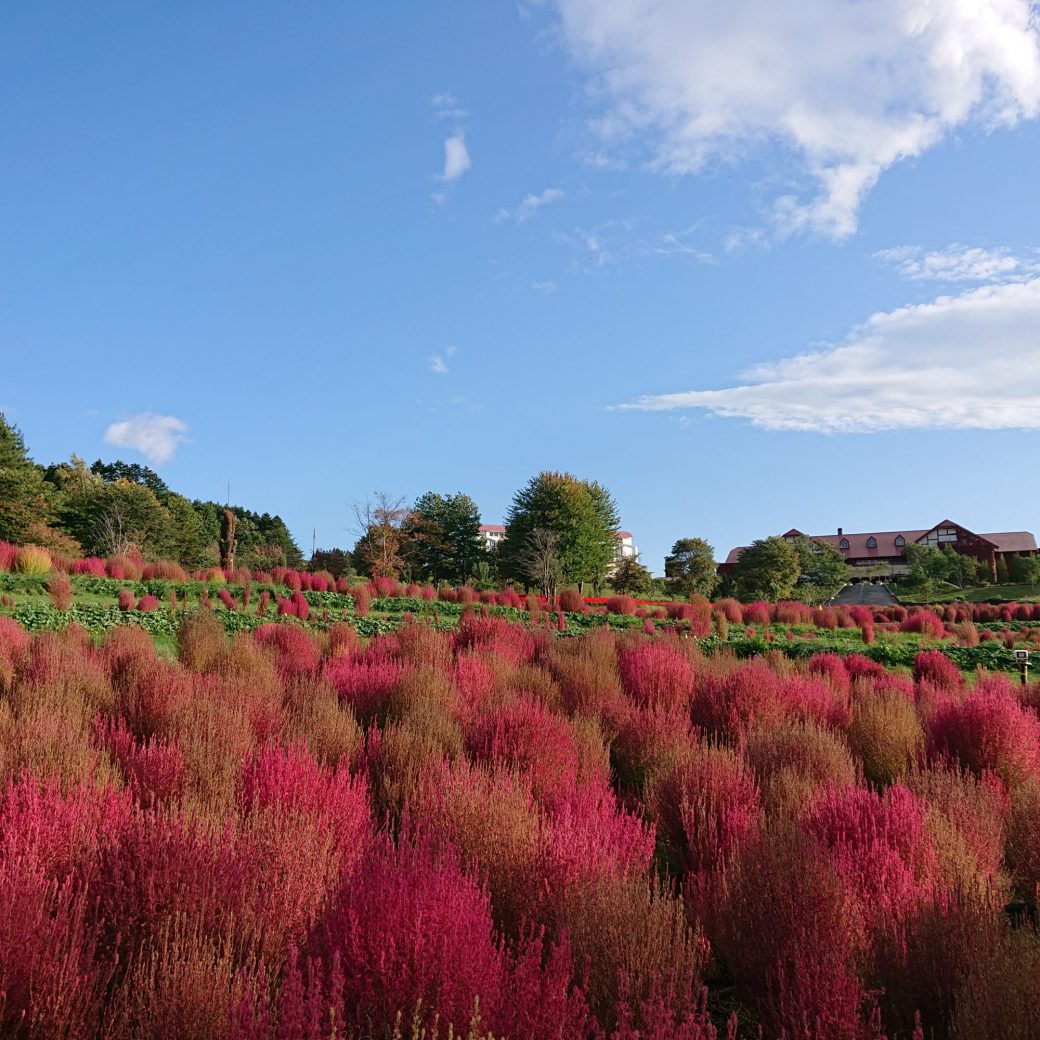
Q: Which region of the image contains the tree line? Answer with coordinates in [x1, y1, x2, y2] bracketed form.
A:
[0, 414, 301, 570]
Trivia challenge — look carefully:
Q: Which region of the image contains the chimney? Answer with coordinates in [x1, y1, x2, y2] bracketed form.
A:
[837, 527, 843, 537]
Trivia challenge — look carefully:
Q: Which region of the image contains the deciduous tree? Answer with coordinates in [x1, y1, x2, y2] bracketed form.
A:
[664, 538, 719, 599]
[732, 536, 801, 602]
[500, 472, 620, 593]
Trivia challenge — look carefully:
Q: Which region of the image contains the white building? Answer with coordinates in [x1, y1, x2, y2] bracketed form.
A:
[478, 524, 507, 551]
[480, 524, 638, 569]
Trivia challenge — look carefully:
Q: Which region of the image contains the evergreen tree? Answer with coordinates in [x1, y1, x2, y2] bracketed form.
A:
[609, 556, 656, 597]
[0, 412, 50, 543]
[403, 492, 484, 584]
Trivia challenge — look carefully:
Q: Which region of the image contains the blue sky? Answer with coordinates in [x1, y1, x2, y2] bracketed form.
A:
[3, 1, 1040, 572]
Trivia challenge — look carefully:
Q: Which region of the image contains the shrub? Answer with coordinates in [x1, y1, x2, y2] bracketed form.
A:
[557, 588, 585, 613]
[177, 610, 227, 673]
[849, 692, 925, 787]
[47, 570, 73, 611]
[928, 677, 1040, 788]
[900, 610, 946, 639]
[350, 585, 371, 618]
[744, 720, 857, 810]
[617, 641, 695, 713]
[15, 544, 51, 575]
[913, 650, 963, 692]
[606, 595, 636, 616]
[253, 622, 321, 679]
[312, 836, 505, 1036]
[646, 742, 760, 879]
[709, 825, 867, 1040]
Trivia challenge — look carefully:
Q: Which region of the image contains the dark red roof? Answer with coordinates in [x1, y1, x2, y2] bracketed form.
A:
[479, 524, 506, 533]
[986, 531, 1038, 553]
[722, 521, 1037, 567]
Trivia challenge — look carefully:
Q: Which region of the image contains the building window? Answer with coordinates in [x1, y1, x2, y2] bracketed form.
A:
[894, 535, 905, 547]
[839, 538, 850, 550]
[866, 537, 878, 549]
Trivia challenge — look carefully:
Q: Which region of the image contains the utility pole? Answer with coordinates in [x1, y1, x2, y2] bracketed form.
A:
[312, 528, 317, 560]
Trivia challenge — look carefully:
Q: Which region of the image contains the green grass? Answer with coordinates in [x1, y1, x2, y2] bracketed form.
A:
[898, 581, 1040, 605]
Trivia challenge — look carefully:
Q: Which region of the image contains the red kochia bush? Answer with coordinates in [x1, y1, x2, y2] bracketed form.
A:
[711, 826, 867, 1040]
[453, 616, 536, 667]
[928, 677, 1040, 788]
[648, 743, 760, 878]
[349, 585, 371, 618]
[900, 610, 946, 639]
[913, 650, 963, 692]
[254, 622, 321, 678]
[324, 655, 403, 723]
[606, 595, 637, 616]
[666, 601, 714, 638]
[466, 697, 588, 803]
[557, 588, 585, 614]
[311, 836, 505, 1036]
[617, 641, 695, 713]
[802, 784, 939, 934]
[690, 659, 786, 739]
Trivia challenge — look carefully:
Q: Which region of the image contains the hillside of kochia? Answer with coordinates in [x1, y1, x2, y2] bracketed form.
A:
[4, 538, 1040, 678]
[1, 604, 1040, 1038]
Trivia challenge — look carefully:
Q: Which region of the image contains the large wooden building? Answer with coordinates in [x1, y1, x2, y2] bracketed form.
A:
[721, 519, 1038, 581]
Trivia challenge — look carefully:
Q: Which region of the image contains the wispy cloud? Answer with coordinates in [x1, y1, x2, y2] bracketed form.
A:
[621, 278, 1040, 432]
[104, 412, 188, 465]
[426, 345, 458, 375]
[557, 219, 713, 270]
[432, 92, 468, 122]
[494, 187, 564, 223]
[548, 0, 1040, 239]
[874, 244, 1040, 284]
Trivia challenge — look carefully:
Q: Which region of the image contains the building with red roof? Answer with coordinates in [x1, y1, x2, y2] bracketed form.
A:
[720, 520, 1037, 582]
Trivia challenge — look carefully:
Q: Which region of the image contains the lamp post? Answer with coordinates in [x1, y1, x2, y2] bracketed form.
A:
[1014, 649, 1030, 686]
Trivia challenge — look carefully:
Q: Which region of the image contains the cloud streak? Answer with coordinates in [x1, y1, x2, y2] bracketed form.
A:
[104, 413, 188, 465]
[494, 187, 564, 223]
[621, 279, 1040, 432]
[549, 0, 1040, 238]
[874, 244, 1040, 283]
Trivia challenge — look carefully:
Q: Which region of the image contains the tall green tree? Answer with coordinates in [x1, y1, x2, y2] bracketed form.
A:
[500, 472, 620, 593]
[792, 536, 851, 599]
[664, 538, 719, 599]
[402, 491, 484, 584]
[732, 536, 801, 601]
[0, 413, 51, 543]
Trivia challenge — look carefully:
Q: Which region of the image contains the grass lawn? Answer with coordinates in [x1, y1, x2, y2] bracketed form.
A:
[899, 581, 1040, 604]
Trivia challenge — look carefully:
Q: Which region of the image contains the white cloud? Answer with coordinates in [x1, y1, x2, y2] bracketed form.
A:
[621, 278, 1040, 431]
[550, 0, 1040, 238]
[104, 412, 188, 465]
[874, 244, 1040, 283]
[426, 345, 457, 375]
[440, 134, 471, 182]
[494, 187, 565, 223]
